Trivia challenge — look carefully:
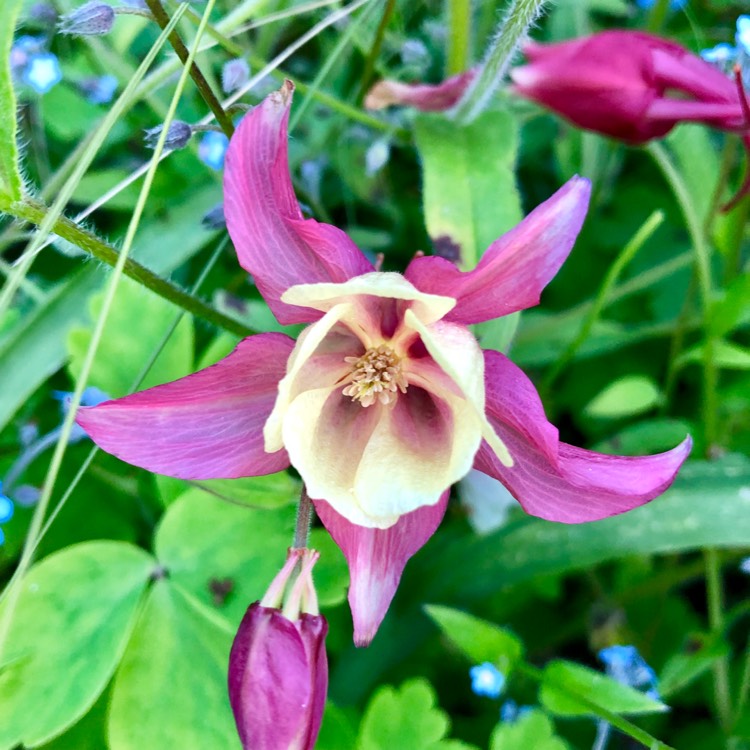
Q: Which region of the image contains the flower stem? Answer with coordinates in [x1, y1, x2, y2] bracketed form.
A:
[144, 0, 235, 138]
[705, 548, 732, 730]
[6, 197, 255, 339]
[446, 0, 472, 76]
[293, 486, 315, 550]
[451, 0, 550, 123]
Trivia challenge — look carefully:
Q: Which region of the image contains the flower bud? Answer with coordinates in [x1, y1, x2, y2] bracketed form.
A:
[58, 1, 115, 36]
[222, 58, 251, 94]
[510, 31, 746, 144]
[143, 121, 193, 150]
[228, 548, 328, 750]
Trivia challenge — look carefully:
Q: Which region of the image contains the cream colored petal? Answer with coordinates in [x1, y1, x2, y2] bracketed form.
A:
[282, 386, 399, 528]
[404, 309, 514, 468]
[351, 385, 482, 522]
[263, 303, 352, 452]
[281, 271, 456, 326]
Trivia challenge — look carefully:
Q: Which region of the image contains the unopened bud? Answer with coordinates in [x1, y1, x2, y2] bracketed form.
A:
[144, 120, 193, 150]
[228, 548, 327, 750]
[58, 1, 115, 36]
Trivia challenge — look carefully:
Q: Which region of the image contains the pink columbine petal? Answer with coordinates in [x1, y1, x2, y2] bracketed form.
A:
[405, 177, 591, 325]
[473, 350, 692, 523]
[224, 81, 372, 325]
[77, 334, 294, 479]
[314, 493, 449, 646]
[363, 69, 476, 112]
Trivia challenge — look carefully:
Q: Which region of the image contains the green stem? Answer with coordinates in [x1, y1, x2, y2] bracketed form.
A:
[452, 0, 550, 123]
[7, 198, 254, 338]
[734, 638, 750, 728]
[517, 663, 674, 749]
[446, 0, 472, 76]
[705, 548, 733, 730]
[660, 274, 697, 411]
[144, 0, 235, 137]
[647, 142, 718, 451]
[293, 486, 315, 549]
[645, 0, 671, 32]
[544, 210, 664, 388]
[358, 0, 397, 100]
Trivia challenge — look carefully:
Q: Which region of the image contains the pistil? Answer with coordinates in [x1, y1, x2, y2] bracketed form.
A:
[342, 344, 408, 407]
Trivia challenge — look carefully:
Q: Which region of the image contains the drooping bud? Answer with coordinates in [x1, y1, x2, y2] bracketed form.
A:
[58, 1, 115, 36]
[228, 548, 328, 750]
[143, 120, 193, 150]
[510, 31, 746, 144]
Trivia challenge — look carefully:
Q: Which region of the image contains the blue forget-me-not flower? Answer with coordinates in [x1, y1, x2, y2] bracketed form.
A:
[199, 131, 230, 170]
[470, 662, 506, 699]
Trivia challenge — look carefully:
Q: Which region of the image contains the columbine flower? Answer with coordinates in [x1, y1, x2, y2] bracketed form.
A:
[229, 548, 327, 750]
[78, 82, 691, 646]
[470, 662, 505, 698]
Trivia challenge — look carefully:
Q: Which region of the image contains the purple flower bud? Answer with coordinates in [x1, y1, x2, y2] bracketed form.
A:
[222, 58, 250, 94]
[202, 202, 226, 229]
[228, 549, 328, 750]
[59, 1, 115, 36]
[144, 120, 193, 150]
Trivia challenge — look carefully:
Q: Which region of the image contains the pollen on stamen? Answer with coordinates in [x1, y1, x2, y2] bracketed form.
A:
[342, 344, 408, 407]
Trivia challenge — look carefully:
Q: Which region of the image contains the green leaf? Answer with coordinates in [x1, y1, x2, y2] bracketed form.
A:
[357, 678, 473, 750]
[108, 580, 240, 750]
[423, 455, 750, 602]
[0, 0, 24, 200]
[154, 487, 348, 625]
[584, 375, 662, 419]
[658, 633, 730, 698]
[0, 542, 154, 748]
[490, 710, 570, 750]
[678, 340, 750, 371]
[193, 472, 301, 511]
[317, 703, 360, 750]
[540, 660, 667, 717]
[424, 604, 523, 670]
[710, 273, 750, 338]
[414, 108, 521, 269]
[67, 276, 194, 397]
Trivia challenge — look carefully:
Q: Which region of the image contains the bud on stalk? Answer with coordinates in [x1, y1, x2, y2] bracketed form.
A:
[228, 548, 327, 750]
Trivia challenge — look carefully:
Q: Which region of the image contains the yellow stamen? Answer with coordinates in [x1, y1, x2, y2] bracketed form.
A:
[342, 344, 408, 407]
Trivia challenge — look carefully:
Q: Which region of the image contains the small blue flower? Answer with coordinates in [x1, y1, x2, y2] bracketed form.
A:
[635, 0, 687, 9]
[499, 698, 533, 723]
[199, 131, 230, 170]
[740, 557, 750, 575]
[737, 15, 750, 56]
[598, 645, 659, 698]
[221, 58, 250, 95]
[701, 43, 737, 67]
[10, 36, 44, 73]
[0, 487, 14, 524]
[21, 52, 62, 94]
[79, 74, 118, 104]
[470, 662, 505, 699]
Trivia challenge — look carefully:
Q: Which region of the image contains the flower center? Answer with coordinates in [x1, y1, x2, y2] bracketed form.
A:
[341, 344, 408, 407]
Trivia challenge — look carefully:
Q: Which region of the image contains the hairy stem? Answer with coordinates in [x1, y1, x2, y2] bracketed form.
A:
[446, 0, 472, 75]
